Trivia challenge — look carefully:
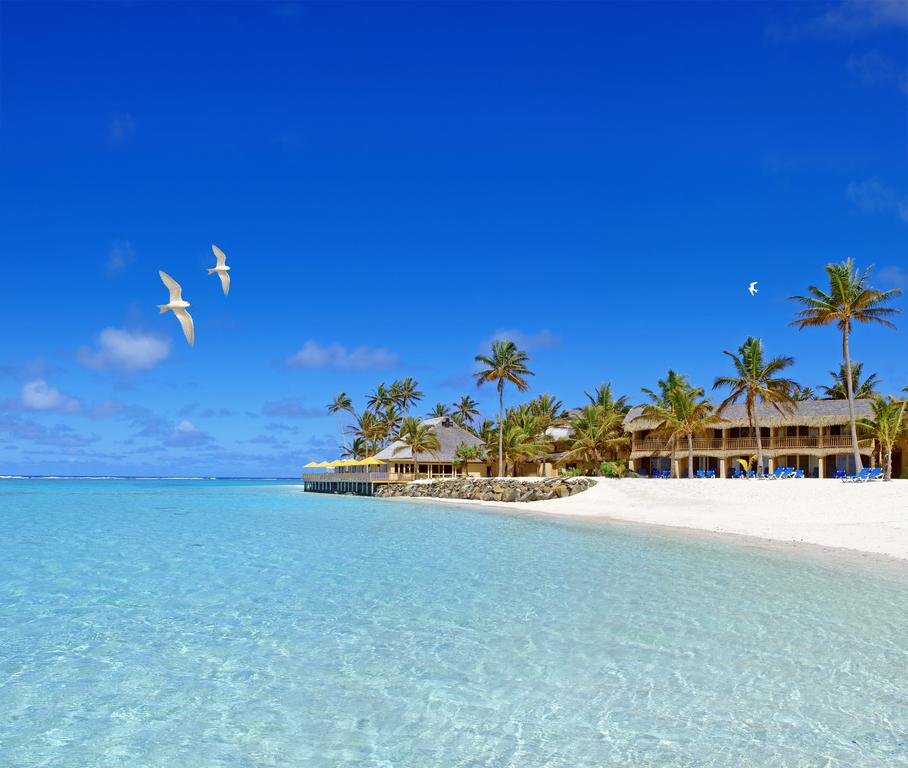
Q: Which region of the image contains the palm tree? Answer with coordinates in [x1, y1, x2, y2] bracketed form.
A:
[327, 392, 353, 450]
[394, 417, 440, 478]
[713, 337, 798, 474]
[561, 404, 628, 467]
[349, 410, 384, 455]
[426, 402, 451, 418]
[341, 437, 368, 461]
[858, 396, 907, 480]
[528, 392, 566, 430]
[486, 421, 549, 477]
[643, 376, 717, 479]
[585, 383, 629, 413]
[790, 384, 817, 401]
[474, 339, 534, 478]
[378, 404, 402, 447]
[790, 259, 902, 471]
[453, 441, 485, 477]
[641, 369, 692, 478]
[366, 383, 393, 413]
[819, 361, 881, 400]
[390, 377, 423, 413]
[452, 395, 480, 427]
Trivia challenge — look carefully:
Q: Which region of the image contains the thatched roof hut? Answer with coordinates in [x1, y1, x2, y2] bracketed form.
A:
[373, 416, 485, 463]
[623, 399, 875, 432]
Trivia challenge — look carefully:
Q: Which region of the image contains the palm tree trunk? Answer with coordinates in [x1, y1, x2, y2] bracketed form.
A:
[885, 443, 892, 481]
[687, 433, 694, 478]
[843, 325, 863, 472]
[337, 413, 347, 451]
[498, 388, 504, 479]
[670, 436, 677, 478]
[753, 409, 764, 475]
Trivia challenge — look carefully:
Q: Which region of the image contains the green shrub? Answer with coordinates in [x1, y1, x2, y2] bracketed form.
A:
[599, 461, 625, 478]
[563, 467, 583, 477]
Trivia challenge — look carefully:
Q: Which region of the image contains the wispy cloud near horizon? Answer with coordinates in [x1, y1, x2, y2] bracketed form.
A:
[286, 341, 398, 370]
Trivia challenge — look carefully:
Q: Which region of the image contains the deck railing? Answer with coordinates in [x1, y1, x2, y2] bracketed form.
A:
[302, 471, 467, 483]
[631, 435, 868, 453]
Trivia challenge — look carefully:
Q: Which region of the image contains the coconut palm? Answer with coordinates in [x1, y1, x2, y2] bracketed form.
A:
[378, 404, 402, 447]
[858, 396, 907, 481]
[390, 377, 423, 413]
[819, 361, 881, 400]
[366, 383, 393, 413]
[453, 441, 485, 477]
[643, 376, 717, 479]
[584, 383, 629, 413]
[790, 259, 902, 471]
[427, 402, 451, 418]
[349, 410, 384, 454]
[341, 437, 368, 461]
[474, 339, 534, 478]
[452, 395, 480, 427]
[713, 337, 798, 474]
[641, 369, 692, 478]
[561, 404, 628, 466]
[394, 417, 440, 477]
[327, 392, 353, 449]
[790, 384, 817, 401]
[528, 392, 566, 430]
[486, 422, 549, 477]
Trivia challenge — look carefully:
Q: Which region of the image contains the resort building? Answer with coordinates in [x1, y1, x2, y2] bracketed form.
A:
[623, 399, 897, 478]
[302, 416, 488, 494]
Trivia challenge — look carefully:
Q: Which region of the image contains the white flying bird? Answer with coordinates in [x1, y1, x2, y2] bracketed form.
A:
[748, 281, 758, 296]
[157, 271, 195, 346]
[208, 244, 231, 296]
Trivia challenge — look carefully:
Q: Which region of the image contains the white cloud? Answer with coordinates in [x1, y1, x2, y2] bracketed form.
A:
[107, 239, 136, 274]
[164, 419, 210, 447]
[78, 328, 171, 372]
[878, 265, 908, 286]
[286, 341, 398, 370]
[108, 113, 136, 143]
[817, 0, 908, 33]
[845, 178, 908, 222]
[20, 379, 80, 413]
[486, 328, 561, 351]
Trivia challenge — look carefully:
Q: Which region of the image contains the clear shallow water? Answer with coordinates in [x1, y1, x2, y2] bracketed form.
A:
[1, 480, 907, 767]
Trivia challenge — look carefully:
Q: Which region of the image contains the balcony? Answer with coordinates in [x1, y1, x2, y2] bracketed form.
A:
[631, 435, 867, 453]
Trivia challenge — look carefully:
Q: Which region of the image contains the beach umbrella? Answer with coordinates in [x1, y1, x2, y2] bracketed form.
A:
[303, 461, 320, 468]
[325, 460, 344, 467]
[360, 457, 384, 465]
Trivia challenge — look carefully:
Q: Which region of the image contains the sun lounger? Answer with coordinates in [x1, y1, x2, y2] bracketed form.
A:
[843, 468, 871, 483]
[732, 469, 744, 478]
[661, 470, 670, 479]
[834, 469, 846, 479]
[706, 469, 716, 478]
[695, 469, 706, 478]
[864, 468, 883, 482]
[793, 469, 805, 479]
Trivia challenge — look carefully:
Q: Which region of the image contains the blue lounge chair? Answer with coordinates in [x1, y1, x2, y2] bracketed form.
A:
[793, 469, 805, 479]
[661, 470, 671, 479]
[732, 469, 743, 479]
[834, 469, 846, 479]
[747, 470, 756, 478]
[865, 468, 883, 482]
[843, 468, 871, 483]
[706, 469, 716, 479]
[651, 468, 661, 478]
[695, 469, 706, 478]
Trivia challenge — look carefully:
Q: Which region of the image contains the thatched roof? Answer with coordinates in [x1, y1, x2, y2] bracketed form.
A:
[623, 399, 875, 431]
[373, 416, 485, 463]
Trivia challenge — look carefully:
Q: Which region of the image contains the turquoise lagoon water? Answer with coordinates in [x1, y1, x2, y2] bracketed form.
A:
[1, 479, 907, 767]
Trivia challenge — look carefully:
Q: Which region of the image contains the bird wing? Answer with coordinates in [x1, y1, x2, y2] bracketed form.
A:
[749, 281, 757, 290]
[159, 271, 183, 303]
[173, 307, 195, 346]
[211, 244, 227, 268]
[218, 270, 230, 296]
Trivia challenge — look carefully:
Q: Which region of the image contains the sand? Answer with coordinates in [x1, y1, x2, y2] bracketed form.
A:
[417, 478, 908, 562]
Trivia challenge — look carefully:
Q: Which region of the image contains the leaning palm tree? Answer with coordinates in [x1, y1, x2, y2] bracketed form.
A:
[790, 259, 902, 471]
[643, 380, 718, 479]
[390, 377, 423, 413]
[341, 437, 368, 461]
[327, 392, 353, 450]
[819, 361, 881, 400]
[394, 416, 440, 478]
[858, 396, 907, 481]
[474, 339, 533, 478]
[452, 395, 480, 427]
[378, 404, 402, 448]
[426, 402, 451, 418]
[713, 337, 798, 474]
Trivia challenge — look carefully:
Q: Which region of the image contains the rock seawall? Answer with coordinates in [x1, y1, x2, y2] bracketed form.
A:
[374, 477, 595, 503]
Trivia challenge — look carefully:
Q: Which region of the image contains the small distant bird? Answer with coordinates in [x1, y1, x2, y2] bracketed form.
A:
[748, 281, 758, 297]
[208, 244, 231, 296]
[157, 271, 195, 346]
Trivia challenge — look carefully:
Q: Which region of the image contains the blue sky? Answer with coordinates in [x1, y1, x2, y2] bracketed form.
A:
[1, 1, 906, 476]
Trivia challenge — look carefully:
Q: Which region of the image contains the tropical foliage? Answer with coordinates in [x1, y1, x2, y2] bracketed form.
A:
[790, 259, 902, 471]
[713, 337, 798, 473]
[858, 397, 907, 481]
[819, 361, 881, 400]
[393, 416, 441, 471]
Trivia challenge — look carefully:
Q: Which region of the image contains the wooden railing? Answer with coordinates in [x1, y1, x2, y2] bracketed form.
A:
[302, 471, 467, 483]
[631, 435, 869, 452]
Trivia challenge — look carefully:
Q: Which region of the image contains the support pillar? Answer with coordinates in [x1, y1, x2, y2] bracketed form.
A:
[719, 457, 727, 479]
[817, 455, 825, 479]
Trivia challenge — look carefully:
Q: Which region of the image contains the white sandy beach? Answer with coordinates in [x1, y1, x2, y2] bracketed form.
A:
[418, 478, 908, 562]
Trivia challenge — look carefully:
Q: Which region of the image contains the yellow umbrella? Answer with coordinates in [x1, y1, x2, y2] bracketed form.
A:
[314, 461, 331, 468]
[360, 457, 384, 465]
[340, 459, 361, 466]
[324, 460, 344, 468]
[303, 461, 320, 468]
